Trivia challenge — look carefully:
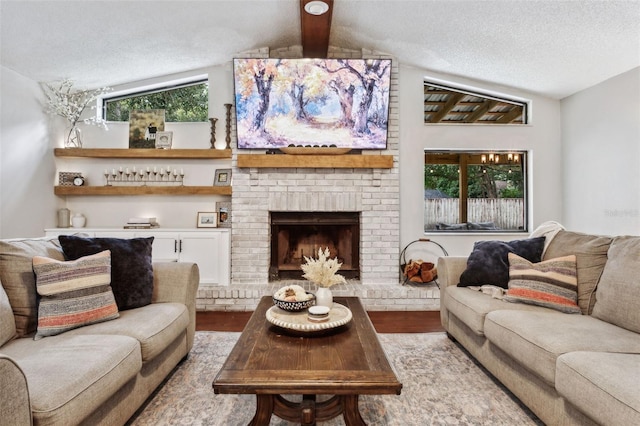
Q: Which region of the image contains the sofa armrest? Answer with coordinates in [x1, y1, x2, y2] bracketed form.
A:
[437, 256, 468, 332]
[0, 354, 32, 425]
[151, 262, 200, 351]
[437, 256, 468, 288]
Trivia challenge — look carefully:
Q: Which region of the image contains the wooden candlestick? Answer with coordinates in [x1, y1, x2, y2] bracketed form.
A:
[209, 118, 218, 149]
[224, 103, 232, 150]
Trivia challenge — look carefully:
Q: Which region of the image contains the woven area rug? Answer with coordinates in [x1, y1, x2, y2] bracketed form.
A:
[129, 332, 542, 425]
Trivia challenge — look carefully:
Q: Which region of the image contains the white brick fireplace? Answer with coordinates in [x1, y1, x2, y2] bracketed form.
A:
[233, 161, 400, 284]
[196, 47, 440, 311]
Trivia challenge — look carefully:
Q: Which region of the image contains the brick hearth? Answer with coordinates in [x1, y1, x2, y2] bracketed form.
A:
[196, 282, 440, 312]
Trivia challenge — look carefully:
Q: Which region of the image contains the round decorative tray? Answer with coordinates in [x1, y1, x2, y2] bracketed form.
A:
[279, 147, 352, 155]
[266, 303, 353, 333]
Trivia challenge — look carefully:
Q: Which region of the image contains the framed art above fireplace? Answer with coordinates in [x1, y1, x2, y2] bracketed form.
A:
[233, 58, 391, 150]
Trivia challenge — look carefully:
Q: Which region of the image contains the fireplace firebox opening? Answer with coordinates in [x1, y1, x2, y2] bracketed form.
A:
[270, 211, 360, 281]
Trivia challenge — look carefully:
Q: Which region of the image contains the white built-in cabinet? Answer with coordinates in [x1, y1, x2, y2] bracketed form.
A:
[44, 228, 230, 286]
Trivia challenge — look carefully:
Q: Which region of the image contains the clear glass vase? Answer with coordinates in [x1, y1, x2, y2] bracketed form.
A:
[65, 124, 82, 148]
[315, 286, 333, 308]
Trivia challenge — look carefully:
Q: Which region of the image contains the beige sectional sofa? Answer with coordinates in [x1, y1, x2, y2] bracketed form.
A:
[0, 237, 199, 425]
[439, 228, 640, 425]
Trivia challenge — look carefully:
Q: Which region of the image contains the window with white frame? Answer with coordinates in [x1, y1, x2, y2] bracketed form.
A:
[103, 79, 208, 122]
[424, 150, 528, 232]
[424, 81, 528, 125]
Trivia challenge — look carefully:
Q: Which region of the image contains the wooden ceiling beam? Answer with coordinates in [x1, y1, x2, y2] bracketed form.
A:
[300, 0, 334, 58]
[425, 153, 461, 164]
[429, 93, 464, 123]
[465, 100, 497, 123]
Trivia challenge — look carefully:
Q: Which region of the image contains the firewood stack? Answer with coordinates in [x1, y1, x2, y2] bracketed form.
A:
[403, 259, 437, 284]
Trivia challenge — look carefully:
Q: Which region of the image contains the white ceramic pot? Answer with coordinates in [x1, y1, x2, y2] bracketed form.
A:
[71, 214, 86, 228]
[315, 286, 333, 308]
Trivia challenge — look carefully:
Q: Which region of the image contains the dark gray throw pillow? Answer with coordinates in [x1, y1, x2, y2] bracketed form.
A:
[58, 235, 154, 310]
[457, 237, 545, 289]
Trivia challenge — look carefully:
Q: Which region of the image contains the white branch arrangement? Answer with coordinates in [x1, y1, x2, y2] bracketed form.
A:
[301, 247, 347, 288]
[41, 79, 112, 145]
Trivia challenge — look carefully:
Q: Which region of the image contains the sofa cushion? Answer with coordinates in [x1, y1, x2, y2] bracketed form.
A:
[64, 302, 188, 361]
[58, 235, 154, 311]
[444, 286, 558, 336]
[556, 352, 640, 426]
[505, 253, 581, 314]
[458, 237, 545, 289]
[33, 251, 119, 340]
[543, 229, 612, 315]
[592, 236, 640, 333]
[0, 283, 17, 346]
[484, 310, 640, 386]
[0, 237, 65, 337]
[1, 333, 141, 425]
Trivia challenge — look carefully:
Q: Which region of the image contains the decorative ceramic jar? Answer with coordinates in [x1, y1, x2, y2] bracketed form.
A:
[71, 213, 86, 228]
[57, 208, 70, 228]
[315, 287, 333, 308]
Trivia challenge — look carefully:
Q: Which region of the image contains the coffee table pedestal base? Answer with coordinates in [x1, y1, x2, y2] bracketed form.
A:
[250, 394, 365, 426]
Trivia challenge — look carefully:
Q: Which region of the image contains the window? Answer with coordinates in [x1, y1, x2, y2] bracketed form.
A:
[424, 150, 528, 232]
[424, 81, 527, 124]
[103, 80, 208, 122]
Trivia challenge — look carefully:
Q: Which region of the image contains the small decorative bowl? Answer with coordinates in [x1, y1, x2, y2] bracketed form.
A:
[272, 292, 316, 312]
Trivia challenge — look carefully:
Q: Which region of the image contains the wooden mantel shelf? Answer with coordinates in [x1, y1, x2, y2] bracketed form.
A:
[55, 148, 232, 159]
[54, 186, 232, 196]
[237, 154, 394, 169]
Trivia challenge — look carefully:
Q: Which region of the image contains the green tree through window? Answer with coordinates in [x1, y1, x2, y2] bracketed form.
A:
[104, 81, 208, 122]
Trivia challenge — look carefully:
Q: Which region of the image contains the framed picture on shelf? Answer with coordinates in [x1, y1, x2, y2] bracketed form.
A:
[155, 131, 173, 149]
[216, 201, 231, 228]
[129, 109, 165, 148]
[197, 212, 218, 228]
[214, 169, 232, 186]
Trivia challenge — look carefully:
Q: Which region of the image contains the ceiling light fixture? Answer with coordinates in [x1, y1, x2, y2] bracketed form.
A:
[304, 1, 329, 16]
[480, 153, 519, 164]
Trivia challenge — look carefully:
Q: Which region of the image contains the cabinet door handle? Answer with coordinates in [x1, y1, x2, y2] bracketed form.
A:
[174, 240, 178, 253]
[179, 240, 183, 253]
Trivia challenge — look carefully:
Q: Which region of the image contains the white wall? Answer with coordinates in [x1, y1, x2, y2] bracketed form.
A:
[0, 66, 59, 237]
[561, 67, 640, 235]
[399, 65, 564, 256]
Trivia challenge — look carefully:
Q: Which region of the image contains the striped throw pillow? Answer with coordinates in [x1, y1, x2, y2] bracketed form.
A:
[33, 250, 119, 339]
[505, 253, 581, 314]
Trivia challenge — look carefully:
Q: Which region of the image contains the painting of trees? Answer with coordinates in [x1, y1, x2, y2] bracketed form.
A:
[323, 59, 391, 135]
[233, 58, 391, 149]
[234, 59, 280, 134]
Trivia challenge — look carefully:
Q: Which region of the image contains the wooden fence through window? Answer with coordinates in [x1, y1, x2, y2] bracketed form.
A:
[424, 198, 524, 230]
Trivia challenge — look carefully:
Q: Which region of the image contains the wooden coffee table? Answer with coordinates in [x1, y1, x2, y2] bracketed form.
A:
[213, 296, 402, 425]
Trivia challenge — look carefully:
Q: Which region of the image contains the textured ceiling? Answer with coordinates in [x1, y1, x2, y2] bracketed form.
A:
[1, 0, 639, 99]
